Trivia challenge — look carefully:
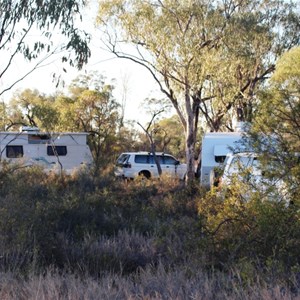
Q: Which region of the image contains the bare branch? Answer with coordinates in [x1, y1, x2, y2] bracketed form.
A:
[0, 46, 61, 97]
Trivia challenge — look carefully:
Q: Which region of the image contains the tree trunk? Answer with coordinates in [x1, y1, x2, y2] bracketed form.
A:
[150, 141, 162, 176]
[185, 116, 196, 182]
[137, 121, 162, 176]
[185, 85, 196, 183]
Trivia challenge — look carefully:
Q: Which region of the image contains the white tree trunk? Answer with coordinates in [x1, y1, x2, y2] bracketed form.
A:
[185, 84, 196, 183]
[185, 115, 195, 182]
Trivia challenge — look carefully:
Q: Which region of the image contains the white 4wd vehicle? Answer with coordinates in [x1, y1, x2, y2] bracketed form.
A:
[115, 152, 187, 179]
[218, 152, 289, 202]
[220, 152, 261, 187]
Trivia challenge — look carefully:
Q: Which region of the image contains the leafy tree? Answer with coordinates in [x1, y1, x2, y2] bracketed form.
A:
[9, 89, 58, 131]
[97, 0, 300, 182]
[249, 47, 300, 204]
[138, 109, 165, 176]
[53, 95, 77, 131]
[139, 115, 186, 159]
[6, 73, 121, 168]
[0, 101, 10, 131]
[64, 73, 120, 167]
[75, 89, 120, 167]
[115, 121, 142, 154]
[0, 0, 91, 96]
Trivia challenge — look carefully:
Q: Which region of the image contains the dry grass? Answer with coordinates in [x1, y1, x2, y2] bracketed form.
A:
[0, 266, 298, 300]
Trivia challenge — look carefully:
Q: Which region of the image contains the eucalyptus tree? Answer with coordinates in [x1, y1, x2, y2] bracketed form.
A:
[253, 47, 300, 153]
[8, 89, 58, 131]
[0, 0, 91, 96]
[138, 115, 186, 159]
[249, 47, 300, 202]
[6, 71, 121, 167]
[97, 0, 300, 182]
[56, 73, 121, 167]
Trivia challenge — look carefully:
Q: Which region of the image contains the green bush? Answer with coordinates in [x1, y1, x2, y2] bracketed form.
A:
[198, 181, 300, 281]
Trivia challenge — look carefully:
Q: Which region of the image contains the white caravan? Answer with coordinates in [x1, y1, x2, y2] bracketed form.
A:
[0, 127, 93, 173]
[200, 127, 246, 188]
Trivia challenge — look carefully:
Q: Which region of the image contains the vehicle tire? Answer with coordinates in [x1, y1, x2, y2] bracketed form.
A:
[209, 169, 220, 189]
[138, 170, 151, 179]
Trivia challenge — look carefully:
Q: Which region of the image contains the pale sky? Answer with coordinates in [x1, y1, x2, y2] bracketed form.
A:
[0, 1, 166, 124]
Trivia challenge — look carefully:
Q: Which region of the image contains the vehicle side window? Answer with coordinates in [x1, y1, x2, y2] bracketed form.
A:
[163, 155, 177, 165]
[6, 145, 24, 158]
[149, 155, 163, 164]
[149, 156, 154, 164]
[134, 155, 149, 164]
[47, 145, 67, 156]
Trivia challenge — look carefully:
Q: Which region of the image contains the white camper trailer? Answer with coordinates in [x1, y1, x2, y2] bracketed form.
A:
[0, 127, 93, 173]
[200, 131, 244, 188]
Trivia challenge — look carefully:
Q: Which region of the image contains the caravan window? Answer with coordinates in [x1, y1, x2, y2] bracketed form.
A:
[47, 146, 67, 156]
[214, 145, 229, 164]
[6, 145, 24, 158]
[28, 134, 50, 143]
[215, 156, 226, 163]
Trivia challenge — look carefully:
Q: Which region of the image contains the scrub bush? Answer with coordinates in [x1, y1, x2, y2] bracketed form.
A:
[0, 164, 299, 295]
[198, 182, 300, 282]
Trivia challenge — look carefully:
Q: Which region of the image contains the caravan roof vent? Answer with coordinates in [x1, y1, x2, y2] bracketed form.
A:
[20, 126, 40, 133]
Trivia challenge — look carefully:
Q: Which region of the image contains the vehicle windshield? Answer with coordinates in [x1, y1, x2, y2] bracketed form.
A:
[230, 156, 251, 169]
[116, 154, 129, 166]
[228, 155, 257, 174]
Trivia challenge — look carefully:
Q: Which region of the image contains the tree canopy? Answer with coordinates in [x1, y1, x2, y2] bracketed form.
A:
[248, 47, 300, 202]
[97, 0, 300, 182]
[0, 0, 91, 96]
[5, 72, 121, 167]
[253, 46, 300, 152]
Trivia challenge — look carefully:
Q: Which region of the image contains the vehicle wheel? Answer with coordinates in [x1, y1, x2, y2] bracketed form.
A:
[138, 170, 151, 179]
[209, 169, 220, 189]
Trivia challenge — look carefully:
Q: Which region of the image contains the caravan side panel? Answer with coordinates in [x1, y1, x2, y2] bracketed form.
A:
[200, 133, 242, 188]
[0, 131, 93, 173]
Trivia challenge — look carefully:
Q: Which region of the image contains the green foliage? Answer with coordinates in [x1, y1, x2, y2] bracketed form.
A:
[249, 46, 300, 208]
[98, 0, 300, 182]
[9, 89, 59, 130]
[6, 72, 123, 167]
[0, 0, 91, 96]
[0, 101, 9, 131]
[138, 115, 186, 158]
[0, 167, 200, 275]
[198, 182, 300, 278]
[98, 0, 300, 131]
[0, 165, 299, 292]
